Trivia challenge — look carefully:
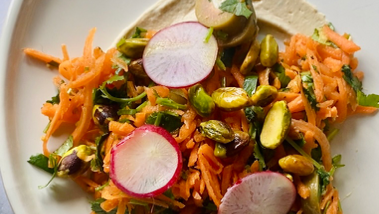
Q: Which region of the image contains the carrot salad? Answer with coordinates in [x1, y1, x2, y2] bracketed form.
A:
[25, 22, 378, 214]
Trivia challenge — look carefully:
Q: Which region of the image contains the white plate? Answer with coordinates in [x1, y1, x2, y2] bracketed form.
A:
[0, 0, 378, 213]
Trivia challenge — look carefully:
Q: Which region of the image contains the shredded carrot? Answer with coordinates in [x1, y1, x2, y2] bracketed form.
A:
[322, 25, 361, 54]
[24, 48, 62, 65]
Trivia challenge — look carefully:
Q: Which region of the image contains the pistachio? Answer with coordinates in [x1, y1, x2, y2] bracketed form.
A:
[260, 101, 291, 149]
[224, 131, 250, 157]
[214, 143, 227, 158]
[117, 38, 149, 58]
[211, 87, 252, 111]
[279, 155, 315, 176]
[240, 39, 260, 75]
[57, 145, 94, 177]
[251, 85, 278, 107]
[169, 89, 188, 105]
[92, 105, 120, 130]
[213, 131, 250, 158]
[129, 58, 148, 78]
[189, 84, 215, 117]
[260, 34, 278, 67]
[199, 120, 235, 144]
[301, 173, 322, 214]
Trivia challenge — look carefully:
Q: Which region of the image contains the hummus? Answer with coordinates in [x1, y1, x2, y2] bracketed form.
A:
[113, 0, 327, 46]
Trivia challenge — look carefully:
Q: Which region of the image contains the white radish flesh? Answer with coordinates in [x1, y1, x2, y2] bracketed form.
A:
[143, 21, 218, 88]
[110, 125, 182, 197]
[219, 171, 296, 214]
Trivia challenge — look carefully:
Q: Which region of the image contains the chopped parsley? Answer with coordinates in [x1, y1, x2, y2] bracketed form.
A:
[219, 0, 253, 19]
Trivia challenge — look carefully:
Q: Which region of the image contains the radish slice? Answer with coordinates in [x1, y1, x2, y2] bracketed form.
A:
[219, 171, 296, 214]
[143, 21, 218, 88]
[110, 125, 182, 197]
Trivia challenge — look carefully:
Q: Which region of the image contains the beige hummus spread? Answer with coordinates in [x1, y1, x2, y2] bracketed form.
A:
[113, 0, 327, 46]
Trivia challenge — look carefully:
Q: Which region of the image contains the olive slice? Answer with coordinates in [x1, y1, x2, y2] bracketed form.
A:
[195, 0, 258, 47]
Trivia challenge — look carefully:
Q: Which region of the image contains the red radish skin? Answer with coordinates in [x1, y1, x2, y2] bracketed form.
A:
[143, 21, 218, 88]
[218, 171, 296, 214]
[110, 125, 182, 198]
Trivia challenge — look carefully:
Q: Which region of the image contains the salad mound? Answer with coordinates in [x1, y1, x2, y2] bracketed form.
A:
[25, 1, 379, 214]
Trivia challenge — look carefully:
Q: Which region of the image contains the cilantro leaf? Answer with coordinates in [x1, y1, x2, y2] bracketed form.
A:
[27, 154, 55, 174]
[342, 65, 379, 107]
[243, 75, 258, 96]
[155, 97, 187, 110]
[219, 0, 253, 19]
[146, 111, 183, 132]
[38, 153, 59, 189]
[132, 27, 147, 38]
[90, 134, 109, 172]
[357, 91, 379, 108]
[341, 65, 362, 92]
[301, 72, 319, 111]
[104, 74, 125, 85]
[272, 63, 291, 88]
[253, 142, 266, 171]
[54, 135, 74, 156]
[46, 92, 60, 104]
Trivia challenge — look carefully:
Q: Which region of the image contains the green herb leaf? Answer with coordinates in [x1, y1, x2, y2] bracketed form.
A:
[54, 135, 74, 156]
[219, 0, 253, 19]
[91, 133, 109, 172]
[311, 28, 334, 46]
[27, 154, 55, 174]
[117, 108, 137, 116]
[132, 27, 147, 38]
[46, 92, 60, 104]
[156, 97, 187, 110]
[342, 65, 379, 107]
[301, 72, 319, 111]
[272, 63, 291, 88]
[216, 57, 226, 71]
[341, 65, 362, 92]
[146, 111, 183, 132]
[243, 75, 258, 96]
[38, 153, 59, 189]
[357, 91, 379, 108]
[253, 142, 266, 171]
[204, 27, 214, 43]
[105, 74, 125, 85]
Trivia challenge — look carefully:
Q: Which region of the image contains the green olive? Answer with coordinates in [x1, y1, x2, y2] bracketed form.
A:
[211, 87, 252, 111]
[199, 120, 235, 144]
[57, 145, 94, 177]
[251, 85, 278, 107]
[92, 105, 120, 130]
[189, 84, 215, 117]
[301, 173, 321, 214]
[240, 39, 260, 75]
[195, 0, 258, 47]
[260, 34, 279, 67]
[116, 38, 149, 58]
[260, 101, 291, 149]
